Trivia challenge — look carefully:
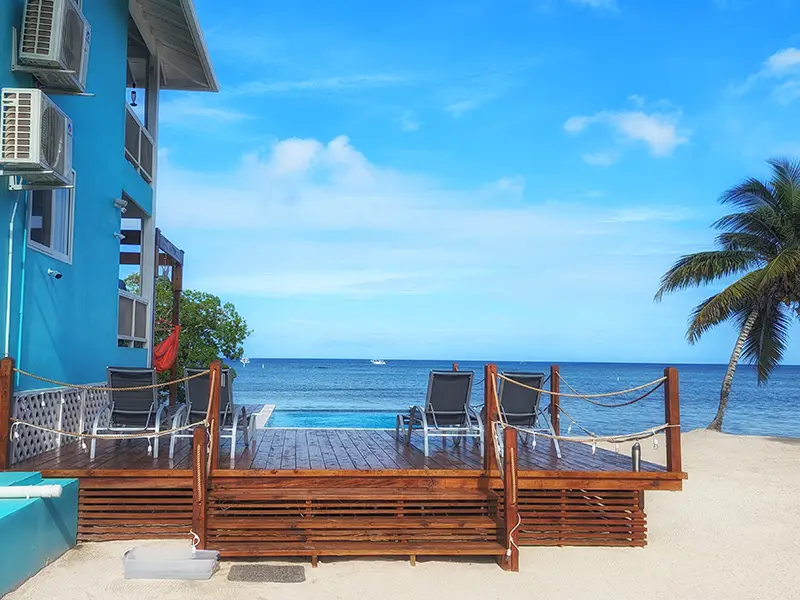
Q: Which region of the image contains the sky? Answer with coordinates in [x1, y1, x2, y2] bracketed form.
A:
[155, 0, 800, 363]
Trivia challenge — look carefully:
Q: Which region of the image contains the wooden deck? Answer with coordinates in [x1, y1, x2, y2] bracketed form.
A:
[1, 362, 688, 566]
[11, 427, 666, 475]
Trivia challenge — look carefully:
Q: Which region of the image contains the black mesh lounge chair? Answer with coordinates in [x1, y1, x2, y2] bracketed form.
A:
[168, 368, 256, 461]
[90, 367, 167, 460]
[400, 370, 482, 457]
[494, 372, 561, 458]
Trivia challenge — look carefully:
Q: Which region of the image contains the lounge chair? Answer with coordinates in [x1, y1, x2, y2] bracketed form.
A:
[168, 367, 256, 461]
[400, 370, 482, 457]
[90, 367, 168, 460]
[493, 371, 561, 458]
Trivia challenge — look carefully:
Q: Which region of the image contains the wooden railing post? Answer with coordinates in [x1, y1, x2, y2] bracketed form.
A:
[549, 364, 560, 436]
[209, 360, 221, 470]
[0, 357, 14, 470]
[664, 367, 681, 473]
[500, 426, 519, 572]
[191, 426, 208, 549]
[484, 363, 498, 472]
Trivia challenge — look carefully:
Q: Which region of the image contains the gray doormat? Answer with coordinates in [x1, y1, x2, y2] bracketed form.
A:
[227, 564, 306, 583]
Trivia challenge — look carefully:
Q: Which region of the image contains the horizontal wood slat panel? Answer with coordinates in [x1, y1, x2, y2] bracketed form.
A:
[77, 479, 193, 543]
[499, 489, 647, 547]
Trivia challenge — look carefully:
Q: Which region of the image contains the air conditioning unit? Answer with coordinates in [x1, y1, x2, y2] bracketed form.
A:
[18, 0, 91, 93]
[0, 89, 74, 186]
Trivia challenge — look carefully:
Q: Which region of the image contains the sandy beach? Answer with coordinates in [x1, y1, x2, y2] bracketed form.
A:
[7, 429, 800, 600]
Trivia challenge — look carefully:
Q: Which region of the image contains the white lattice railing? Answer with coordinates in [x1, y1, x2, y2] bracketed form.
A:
[11, 384, 110, 465]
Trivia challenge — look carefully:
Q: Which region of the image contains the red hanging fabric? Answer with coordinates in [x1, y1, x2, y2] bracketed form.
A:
[153, 325, 181, 372]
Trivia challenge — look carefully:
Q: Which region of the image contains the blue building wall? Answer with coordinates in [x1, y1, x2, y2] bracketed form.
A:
[0, 0, 152, 390]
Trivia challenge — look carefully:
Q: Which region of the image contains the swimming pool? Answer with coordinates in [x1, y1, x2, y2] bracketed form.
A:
[266, 410, 400, 429]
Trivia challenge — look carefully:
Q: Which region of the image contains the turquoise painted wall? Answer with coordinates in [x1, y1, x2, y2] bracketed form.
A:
[0, 472, 79, 595]
[0, 0, 153, 390]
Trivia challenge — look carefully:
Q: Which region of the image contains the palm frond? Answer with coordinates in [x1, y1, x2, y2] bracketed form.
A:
[713, 208, 788, 248]
[740, 299, 792, 383]
[720, 177, 782, 213]
[686, 270, 764, 343]
[767, 157, 800, 244]
[654, 250, 762, 301]
[715, 232, 777, 258]
[756, 248, 800, 297]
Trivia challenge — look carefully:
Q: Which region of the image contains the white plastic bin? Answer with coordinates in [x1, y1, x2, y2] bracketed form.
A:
[123, 546, 219, 580]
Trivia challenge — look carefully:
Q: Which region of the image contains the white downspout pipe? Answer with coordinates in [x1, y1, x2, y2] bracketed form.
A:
[0, 485, 63, 499]
[5, 194, 20, 357]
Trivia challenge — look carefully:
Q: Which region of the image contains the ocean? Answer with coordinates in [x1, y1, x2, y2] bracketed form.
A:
[232, 359, 800, 438]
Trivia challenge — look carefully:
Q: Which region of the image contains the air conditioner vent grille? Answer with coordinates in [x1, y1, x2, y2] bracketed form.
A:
[21, 0, 55, 56]
[40, 104, 66, 172]
[61, 2, 83, 75]
[2, 91, 34, 161]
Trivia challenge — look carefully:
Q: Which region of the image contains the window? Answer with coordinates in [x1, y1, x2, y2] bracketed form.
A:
[27, 186, 74, 262]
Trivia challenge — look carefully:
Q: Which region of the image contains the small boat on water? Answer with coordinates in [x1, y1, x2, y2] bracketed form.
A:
[240, 357, 250, 367]
[370, 359, 387, 365]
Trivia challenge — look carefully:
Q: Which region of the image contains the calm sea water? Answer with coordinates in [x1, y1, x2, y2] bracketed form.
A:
[232, 359, 800, 437]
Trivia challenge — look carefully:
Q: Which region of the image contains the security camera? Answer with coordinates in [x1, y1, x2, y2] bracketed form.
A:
[47, 269, 63, 280]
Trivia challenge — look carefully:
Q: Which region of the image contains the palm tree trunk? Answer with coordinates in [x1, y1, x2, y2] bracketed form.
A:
[708, 309, 759, 431]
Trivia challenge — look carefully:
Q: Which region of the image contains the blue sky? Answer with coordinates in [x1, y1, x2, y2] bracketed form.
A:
[155, 0, 800, 363]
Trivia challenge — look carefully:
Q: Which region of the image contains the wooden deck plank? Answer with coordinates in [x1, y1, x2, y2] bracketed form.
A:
[295, 431, 312, 470]
[9, 427, 668, 476]
[334, 430, 369, 470]
[306, 430, 326, 470]
[263, 429, 287, 470]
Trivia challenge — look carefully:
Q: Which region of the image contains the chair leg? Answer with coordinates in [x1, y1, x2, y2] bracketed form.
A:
[423, 431, 429, 457]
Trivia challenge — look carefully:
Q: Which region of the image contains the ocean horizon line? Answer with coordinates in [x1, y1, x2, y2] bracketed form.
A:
[237, 357, 800, 369]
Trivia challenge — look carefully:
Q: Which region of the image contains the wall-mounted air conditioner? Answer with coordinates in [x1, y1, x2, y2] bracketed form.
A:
[0, 89, 74, 186]
[18, 0, 91, 94]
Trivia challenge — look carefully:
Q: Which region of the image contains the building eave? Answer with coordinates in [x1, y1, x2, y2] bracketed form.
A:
[129, 0, 219, 93]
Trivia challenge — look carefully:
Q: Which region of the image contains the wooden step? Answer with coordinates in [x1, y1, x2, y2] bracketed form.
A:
[211, 488, 498, 501]
[213, 541, 508, 557]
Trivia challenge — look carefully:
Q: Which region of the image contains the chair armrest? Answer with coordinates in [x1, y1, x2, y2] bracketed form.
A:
[91, 404, 112, 432]
[408, 405, 426, 423]
[170, 405, 188, 429]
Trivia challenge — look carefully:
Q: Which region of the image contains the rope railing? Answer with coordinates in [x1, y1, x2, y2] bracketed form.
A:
[8, 368, 218, 457]
[12, 367, 211, 392]
[556, 372, 664, 408]
[9, 416, 208, 441]
[496, 372, 666, 399]
[489, 372, 673, 451]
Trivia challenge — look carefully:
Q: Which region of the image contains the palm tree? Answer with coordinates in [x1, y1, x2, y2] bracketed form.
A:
[655, 158, 800, 431]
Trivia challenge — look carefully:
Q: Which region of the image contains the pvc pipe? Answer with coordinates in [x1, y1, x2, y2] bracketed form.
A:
[0, 485, 63, 499]
[4, 194, 19, 357]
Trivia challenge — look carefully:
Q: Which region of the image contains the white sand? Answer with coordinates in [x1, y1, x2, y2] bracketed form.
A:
[8, 430, 800, 600]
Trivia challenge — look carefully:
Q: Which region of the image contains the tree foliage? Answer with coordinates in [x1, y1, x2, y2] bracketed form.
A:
[124, 273, 251, 374]
[655, 158, 800, 429]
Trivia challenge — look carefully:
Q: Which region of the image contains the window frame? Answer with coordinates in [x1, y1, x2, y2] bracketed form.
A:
[26, 175, 76, 264]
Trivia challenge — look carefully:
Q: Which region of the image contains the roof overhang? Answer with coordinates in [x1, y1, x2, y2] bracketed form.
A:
[129, 0, 219, 92]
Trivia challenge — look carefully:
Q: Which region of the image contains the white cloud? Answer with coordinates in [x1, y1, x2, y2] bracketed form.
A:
[160, 97, 252, 125]
[231, 74, 409, 96]
[445, 99, 482, 118]
[157, 136, 696, 301]
[734, 47, 800, 104]
[568, 0, 618, 10]
[398, 110, 421, 132]
[582, 151, 617, 167]
[565, 108, 690, 157]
